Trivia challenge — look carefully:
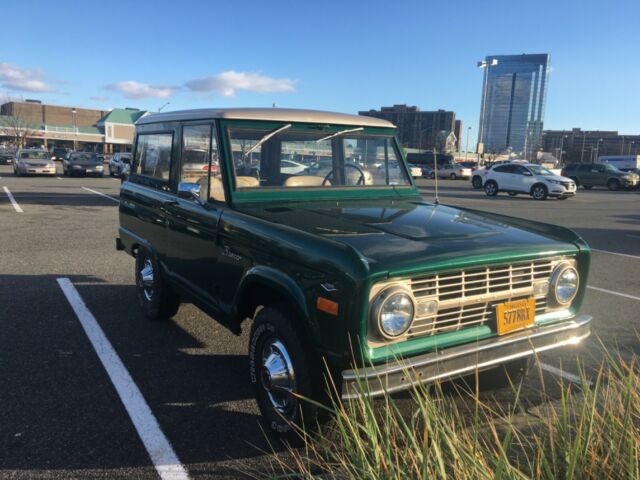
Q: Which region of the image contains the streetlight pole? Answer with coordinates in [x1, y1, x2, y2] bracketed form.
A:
[559, 134, 568, 165]
[595, 138, 603, 162]
[464, 126, 471, 162]
[580, 130, 586, 163]
[629, 141, 635, 156]
[477, 58, 498, 155]
[71, 108, 77, 151]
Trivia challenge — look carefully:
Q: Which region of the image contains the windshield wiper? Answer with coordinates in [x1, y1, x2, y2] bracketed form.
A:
[244, 123, 292, 157]
[315, 127, 364, 143]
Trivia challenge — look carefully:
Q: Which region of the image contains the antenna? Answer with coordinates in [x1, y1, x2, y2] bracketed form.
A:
[433, 147, 440, 205]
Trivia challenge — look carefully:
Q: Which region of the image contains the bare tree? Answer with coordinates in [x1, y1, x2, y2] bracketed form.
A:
[0, 98, 39, 148]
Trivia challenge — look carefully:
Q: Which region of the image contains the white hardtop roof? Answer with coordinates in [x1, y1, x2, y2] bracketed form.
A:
[136, 108, 395, 128]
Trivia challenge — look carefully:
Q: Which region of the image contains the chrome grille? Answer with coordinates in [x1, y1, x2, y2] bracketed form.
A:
[407, 259, 555, 338]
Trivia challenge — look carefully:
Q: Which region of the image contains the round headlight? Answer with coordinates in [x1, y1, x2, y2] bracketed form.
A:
[372, 287, 415, 338]
[551, 264, 579, 305]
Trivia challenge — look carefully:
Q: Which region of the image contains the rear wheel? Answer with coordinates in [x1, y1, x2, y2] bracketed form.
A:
[608, 179, 621, 191]
[249, 305, 323, 442]
[471, 176, 482, 189]
[531, 184, 548, 200]
[450, 173, 457, 180]
[135, 247, 180, 320]
[484, 180, 498, 196]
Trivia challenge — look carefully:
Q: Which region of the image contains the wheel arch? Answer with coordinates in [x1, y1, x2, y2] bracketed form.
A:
[530, 182, 548, 194]
[233, 266, 309, 333]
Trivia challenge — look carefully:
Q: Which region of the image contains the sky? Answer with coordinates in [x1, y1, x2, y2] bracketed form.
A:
[1, 0, 639, 144]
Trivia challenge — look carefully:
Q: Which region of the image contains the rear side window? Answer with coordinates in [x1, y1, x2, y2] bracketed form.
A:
[135, 133, 173, 181]
[578, 164, 592, 172]
[493, 165, 513, 173]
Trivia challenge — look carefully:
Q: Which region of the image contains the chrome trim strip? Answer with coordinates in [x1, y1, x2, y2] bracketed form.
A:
[342, 315, 591, 399]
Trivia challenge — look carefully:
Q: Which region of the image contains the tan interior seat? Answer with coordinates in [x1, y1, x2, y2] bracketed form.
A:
[283, 175, 329, 187]
[236, 176, 260, 188]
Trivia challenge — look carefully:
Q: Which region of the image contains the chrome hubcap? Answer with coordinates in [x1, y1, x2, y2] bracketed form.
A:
[139, 258, 154, 301]
[533, 187, 544, 199]
[260, 339, 296, 414]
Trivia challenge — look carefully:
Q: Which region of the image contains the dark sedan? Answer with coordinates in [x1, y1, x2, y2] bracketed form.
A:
[62, 152, 105, 177]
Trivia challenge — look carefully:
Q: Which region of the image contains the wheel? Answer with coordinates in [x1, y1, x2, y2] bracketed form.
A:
[583, 185, 592, 190]
[135, 247, 180, 320]
[531, 184, 548, 200]
[471, 176, 482, 189]
[508, 192, 518, 196]
[429, 172, 435, 179]
[569, 177, 580, 187]
[607, 179, 621, 191]
[249, 305, 323, 442]
[484, 180, 498, 196]
[450, 173, 457, 180]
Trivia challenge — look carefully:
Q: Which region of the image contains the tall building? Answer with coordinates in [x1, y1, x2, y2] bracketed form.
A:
[478, 54, 550, 159]
[359, 105, 457, 151]
[454, 120, 462, 150]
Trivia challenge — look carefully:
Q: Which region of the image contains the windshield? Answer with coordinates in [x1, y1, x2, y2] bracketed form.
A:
[70, 153, 97, 162]
[227, 125, 410, 189]
[20, 151, 49, 160]
[527, 165, 553, 175]
[605, 164, 621, 173]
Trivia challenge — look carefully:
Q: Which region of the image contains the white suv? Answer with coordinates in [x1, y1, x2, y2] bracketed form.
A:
[483, 163, 577, 200]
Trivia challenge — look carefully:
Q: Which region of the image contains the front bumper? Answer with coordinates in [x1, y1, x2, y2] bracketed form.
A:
[19, 166, 56, 175]
[341, 315, 591, 399]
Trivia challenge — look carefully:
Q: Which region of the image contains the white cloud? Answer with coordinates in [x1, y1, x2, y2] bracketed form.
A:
[0, 63, 55, 92]
[106, 81, 172, 99]
[185, 70, 296, 97]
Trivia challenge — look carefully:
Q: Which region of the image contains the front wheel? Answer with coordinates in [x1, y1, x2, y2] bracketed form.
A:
[531, 184, 548, 200]
[484, 180, 498, 196]
[249, 306, 322, 442]
[608, 179, 621, 191]
[135, 247, 180, 320]
[471, 176, 482, 189]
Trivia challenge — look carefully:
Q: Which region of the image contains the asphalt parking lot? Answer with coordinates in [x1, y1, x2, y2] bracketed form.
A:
[1, 166, 639, 479]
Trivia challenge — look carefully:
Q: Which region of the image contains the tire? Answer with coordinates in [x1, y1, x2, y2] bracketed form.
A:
[429, 172, 435, 179]
[450, 173, 457, 180]
[508, 192, 518, 196]
[471, 176, 482, 189]
[583, 185, 592, 190]
[608, 179, 621, 191]
[249, 305, 323, 442]
[531, 184, 548, 200]
[484, 180, 498, 196]
[135, 247, 180, 320]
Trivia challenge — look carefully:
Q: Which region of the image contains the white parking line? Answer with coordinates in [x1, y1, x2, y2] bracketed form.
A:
[592, 248, 640, 260]
[56, 278, 189, 480]
[539, 362, 592, 386]
[81, 186, 119, 203]
[587, 285, 640, 301]
[3, 186, 23, 213]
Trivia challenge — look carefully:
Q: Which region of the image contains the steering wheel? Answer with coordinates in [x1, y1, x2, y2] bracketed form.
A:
[322, 163, 366, 186]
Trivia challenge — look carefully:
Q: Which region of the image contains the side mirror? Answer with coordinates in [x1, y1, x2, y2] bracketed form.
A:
[178, 182, 201, 200]
[523, 171, 532, 176]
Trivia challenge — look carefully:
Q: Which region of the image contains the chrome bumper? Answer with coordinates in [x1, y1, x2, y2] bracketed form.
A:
[341, 315, 591, 400]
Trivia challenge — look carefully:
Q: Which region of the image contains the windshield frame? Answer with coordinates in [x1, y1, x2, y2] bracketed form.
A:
[220, 119, 418, 204]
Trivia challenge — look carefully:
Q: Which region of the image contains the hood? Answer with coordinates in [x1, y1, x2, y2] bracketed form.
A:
[238, 200, 580, 275]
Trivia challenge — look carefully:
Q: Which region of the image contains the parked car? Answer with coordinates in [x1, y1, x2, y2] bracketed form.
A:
[63, 152, 105, 177]
[108, 153, 132, 177]
[470, 160, 527, 188]
[50, 147, 71, 162]
[561, 163, 639, 191]
[117, 108, 591, 441]
[407, 163, 423, 178]
[0, 148, 15, 165]
[13, 149, 57, 176]
[437, 162, 472, 180]
[483, 163, 576, 200]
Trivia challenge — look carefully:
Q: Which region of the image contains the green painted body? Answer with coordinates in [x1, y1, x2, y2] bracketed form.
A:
[118, 117, 591, 374]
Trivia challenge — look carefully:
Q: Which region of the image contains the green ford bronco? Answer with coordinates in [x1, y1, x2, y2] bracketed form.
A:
[117, 108, 592, 438]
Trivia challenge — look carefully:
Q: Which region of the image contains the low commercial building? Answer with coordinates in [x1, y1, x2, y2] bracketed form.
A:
[0, 100, 148, 152]
[543, 128, 640, 164]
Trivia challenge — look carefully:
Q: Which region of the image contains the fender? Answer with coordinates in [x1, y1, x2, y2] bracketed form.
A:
[232, 265, 310, 331]
[118, 226, 155, 258]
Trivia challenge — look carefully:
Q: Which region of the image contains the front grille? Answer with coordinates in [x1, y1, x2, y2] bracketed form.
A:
[407, 259, 555, 338]
[561, 182, 574, 188]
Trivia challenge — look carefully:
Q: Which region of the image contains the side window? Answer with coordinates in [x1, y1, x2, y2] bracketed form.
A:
[578, 164, 591, 172]
[135, 133, 173, 181]
[512, 165, 529, 175]
[493, 165, 512, 173]
[180, 124, 224, 202]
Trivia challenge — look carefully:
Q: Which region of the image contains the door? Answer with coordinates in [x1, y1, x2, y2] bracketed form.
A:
[511, 164, 535, 193]
[491, 164, 517, 190]
[164, 123, 225, 307]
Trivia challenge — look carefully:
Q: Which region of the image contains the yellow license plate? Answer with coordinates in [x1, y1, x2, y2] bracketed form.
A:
[496, 298, 535, 335]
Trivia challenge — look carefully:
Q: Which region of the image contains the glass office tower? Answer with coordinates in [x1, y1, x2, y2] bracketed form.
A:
[478, 54, 550, 159]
